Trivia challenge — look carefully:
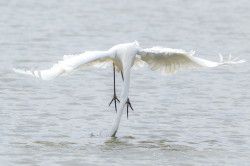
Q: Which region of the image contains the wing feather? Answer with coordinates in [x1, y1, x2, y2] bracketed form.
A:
[137, 47, 245, 75]
[13, 51, 114, 80]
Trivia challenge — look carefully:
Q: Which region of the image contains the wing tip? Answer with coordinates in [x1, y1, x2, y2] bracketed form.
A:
[218, 54, 246, 65]
[13, 67, 43, 79]
[13, 68, 28, 75]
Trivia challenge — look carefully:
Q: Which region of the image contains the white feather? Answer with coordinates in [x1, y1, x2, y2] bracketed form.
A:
[219, 53, 223, 62]
[137, 47, 245, 75]
[13, 41, 245, 137]
[13, 51, 113, 80]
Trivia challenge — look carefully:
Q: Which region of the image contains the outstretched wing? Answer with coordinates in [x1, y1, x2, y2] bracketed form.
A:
[13, 50, 114, 80]
[137, 47, 245, 75]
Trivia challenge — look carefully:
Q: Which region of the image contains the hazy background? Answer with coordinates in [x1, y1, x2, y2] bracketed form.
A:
[0, 0, 250, 165]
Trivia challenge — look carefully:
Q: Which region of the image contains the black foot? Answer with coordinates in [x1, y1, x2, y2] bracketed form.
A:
[126, 98, 134, 119]
[109, 94, 120, 112]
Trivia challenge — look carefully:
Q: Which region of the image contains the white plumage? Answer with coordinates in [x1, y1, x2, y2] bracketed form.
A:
[13, 41, 245, 137]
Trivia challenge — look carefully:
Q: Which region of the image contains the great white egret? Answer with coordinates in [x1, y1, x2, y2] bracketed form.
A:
[13, 41, 245, 137]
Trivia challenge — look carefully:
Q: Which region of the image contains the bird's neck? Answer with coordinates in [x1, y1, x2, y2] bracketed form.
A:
[110, 69, 131, 137]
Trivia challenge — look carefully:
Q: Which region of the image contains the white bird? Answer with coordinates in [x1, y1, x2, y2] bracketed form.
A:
[13, 41, 245, 137]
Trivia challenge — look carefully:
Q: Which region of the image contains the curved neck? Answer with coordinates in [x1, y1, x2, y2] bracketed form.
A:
[110, 69, 131, 137]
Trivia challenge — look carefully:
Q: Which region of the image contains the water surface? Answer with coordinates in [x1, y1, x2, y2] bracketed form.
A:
[0, 0, 250, 165]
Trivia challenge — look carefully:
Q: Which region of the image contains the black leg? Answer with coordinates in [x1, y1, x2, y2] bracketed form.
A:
[109, 63, 120, 112]
[121, 71, 134, 119]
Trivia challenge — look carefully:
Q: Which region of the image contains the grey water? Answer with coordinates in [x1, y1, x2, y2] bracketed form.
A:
[1, 0, 250, 165]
